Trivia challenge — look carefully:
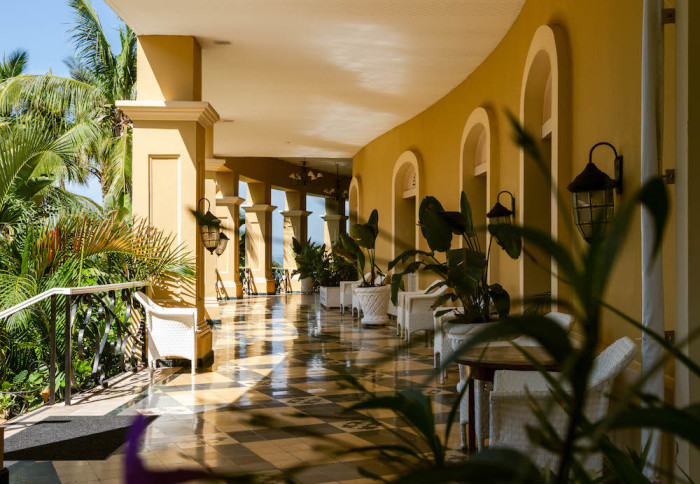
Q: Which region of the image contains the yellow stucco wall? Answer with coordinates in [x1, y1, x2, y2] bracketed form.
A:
[353, 0, 677, 348]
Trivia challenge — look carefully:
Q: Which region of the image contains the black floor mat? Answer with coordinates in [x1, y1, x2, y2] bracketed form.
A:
[4, 415, 156, 461]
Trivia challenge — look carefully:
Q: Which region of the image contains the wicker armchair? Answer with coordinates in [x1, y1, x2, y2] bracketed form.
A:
[134, 291, 198, 375]
[455, 311, 576, 451]
[340, 280, 359, 314]
[489, 336, 638, 473]
[402, 283, 448, 341]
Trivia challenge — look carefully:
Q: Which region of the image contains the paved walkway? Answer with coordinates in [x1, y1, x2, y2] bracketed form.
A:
[5, 295, 461, 483]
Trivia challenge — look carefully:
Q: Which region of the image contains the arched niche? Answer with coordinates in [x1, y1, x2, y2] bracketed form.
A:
[459, 107, 497, 253]
[391, 150, 421, 265]
[348, 176, 361, 226]
[518, 24, 569, 304]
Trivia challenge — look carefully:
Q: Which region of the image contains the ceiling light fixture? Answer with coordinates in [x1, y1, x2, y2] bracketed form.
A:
[289, 159, 323, 187]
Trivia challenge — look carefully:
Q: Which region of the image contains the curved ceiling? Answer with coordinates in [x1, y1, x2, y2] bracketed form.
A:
[106, 0, 525, 165]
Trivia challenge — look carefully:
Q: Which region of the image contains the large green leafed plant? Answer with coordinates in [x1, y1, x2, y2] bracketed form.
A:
[389, 192, 519, 323]
[334, 209, 385, 287]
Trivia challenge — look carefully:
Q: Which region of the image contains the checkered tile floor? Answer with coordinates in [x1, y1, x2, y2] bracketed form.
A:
[6, 295, 463, 483]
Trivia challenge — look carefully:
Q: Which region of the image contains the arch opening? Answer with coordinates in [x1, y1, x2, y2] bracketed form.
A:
[521, 49, 553, 306]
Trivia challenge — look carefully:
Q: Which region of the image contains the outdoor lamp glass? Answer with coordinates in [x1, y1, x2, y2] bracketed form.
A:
[567, 142, 622, 243]
[198, 198, 221, 254]
[486, 191, 515, 225]
[215, 232, 229, 256]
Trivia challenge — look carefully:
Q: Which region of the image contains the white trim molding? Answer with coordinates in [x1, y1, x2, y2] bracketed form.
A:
[117, 101, 220, 128]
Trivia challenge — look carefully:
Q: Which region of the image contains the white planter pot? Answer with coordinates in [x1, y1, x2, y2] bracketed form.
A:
[320, 286, 340, 308]
[354, 285, 391, 326]
[300, 277, 313, 294]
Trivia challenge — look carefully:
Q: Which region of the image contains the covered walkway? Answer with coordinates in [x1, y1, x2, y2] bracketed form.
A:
[5, 296, 459, 483]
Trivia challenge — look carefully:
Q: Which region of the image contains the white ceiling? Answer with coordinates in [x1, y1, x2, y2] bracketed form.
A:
[106, 0, 525, 168]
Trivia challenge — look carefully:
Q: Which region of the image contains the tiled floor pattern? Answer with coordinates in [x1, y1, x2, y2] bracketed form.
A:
[6, 295, 463, 483]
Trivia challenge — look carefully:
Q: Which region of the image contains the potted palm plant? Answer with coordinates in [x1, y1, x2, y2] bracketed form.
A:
[334, 210, 390, 325]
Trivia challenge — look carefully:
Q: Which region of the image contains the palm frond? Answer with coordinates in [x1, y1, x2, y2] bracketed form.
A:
[68, 0, 115, 95]
[0, 74, 106, 119]
[0, 49, 29, 82]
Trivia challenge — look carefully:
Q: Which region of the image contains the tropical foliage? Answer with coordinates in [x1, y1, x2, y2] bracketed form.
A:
[0, 0, 193, 419]
[334, 209, 384, 286]
[390, 192, 519, 324]
[0, 0, 136, 210]
[292, 237, 357, 289]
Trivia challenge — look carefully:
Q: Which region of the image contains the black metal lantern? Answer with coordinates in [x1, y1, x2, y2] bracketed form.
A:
[486, 191, 516, 225]
[215, 232, 229, 256]
[197, 198, 221, 254]
[567, 142, 623, 243]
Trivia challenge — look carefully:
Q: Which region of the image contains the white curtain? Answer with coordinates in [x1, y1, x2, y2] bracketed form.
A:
[641, 0, 665, 477]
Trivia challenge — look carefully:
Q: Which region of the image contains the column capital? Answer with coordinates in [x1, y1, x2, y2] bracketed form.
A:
[243, 204, 277, 213]
[217, 196, 246, 207]
[321, 214, 349, 222]
[280, 210, 312, 218]
[116, 100, 220, 128]
[205, 158, 231, 172]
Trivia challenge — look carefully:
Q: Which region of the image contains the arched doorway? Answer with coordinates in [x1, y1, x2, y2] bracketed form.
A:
[391, 151, 420, 268]
[348, 177, 361, 226]
[460, 107, 496, 255]
[519, 25, 568, 305]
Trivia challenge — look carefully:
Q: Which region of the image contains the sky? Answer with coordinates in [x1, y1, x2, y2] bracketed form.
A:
[0, 1, 335, 263]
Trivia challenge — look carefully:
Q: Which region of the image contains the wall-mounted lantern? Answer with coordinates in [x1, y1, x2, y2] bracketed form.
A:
[215, 232, 229, 256]
[567, 142, 623, 243]
[486, 191, 516, 225]
[197, 198, 222, 254]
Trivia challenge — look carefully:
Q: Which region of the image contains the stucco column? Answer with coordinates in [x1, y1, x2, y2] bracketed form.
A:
[675, 1, 700, 479]
[322, 198, 348, 247]
[208, 161, 244, 300]
[116, 35, 216, 366]
[203, 174, 220, 322]
[243, 182, 276, 295]
[280, 190, 311, 292]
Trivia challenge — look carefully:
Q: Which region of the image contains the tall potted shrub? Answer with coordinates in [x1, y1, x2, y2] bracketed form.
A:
[334, 210, 390, 325]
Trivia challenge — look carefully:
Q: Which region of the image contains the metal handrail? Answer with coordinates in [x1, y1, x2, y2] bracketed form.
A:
[0, 281, 150, 414]
[0, 281, 149, 320]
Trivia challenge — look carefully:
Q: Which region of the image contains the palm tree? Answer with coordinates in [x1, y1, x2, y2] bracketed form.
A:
[0, 0, 136, 209]
[0, 50, 28, 82]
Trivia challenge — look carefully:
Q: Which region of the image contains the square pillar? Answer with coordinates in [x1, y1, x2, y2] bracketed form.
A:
[203, 174, 220, 322]
[280, 190, 311, 292]
[116, 35, 216, 367]
[243, 182, 276, 294]
[322, 198, 348, 247]
[208, 161, 244, 300]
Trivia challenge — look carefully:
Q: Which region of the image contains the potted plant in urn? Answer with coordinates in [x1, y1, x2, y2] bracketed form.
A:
[333, 210, 390, 325]
[390, 192, 520, 326]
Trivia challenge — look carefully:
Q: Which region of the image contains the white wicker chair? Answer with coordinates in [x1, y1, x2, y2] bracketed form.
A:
[134, 291, 198, 375]
[340, 280, 359, 314]
[388, 273, 417, 320]
[395, 277, 436, 337]
[455, 311, 576, 451]
[489, 336, 638, 474]
[433, 307, 463, 383]
[402, 283, 448, 341]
